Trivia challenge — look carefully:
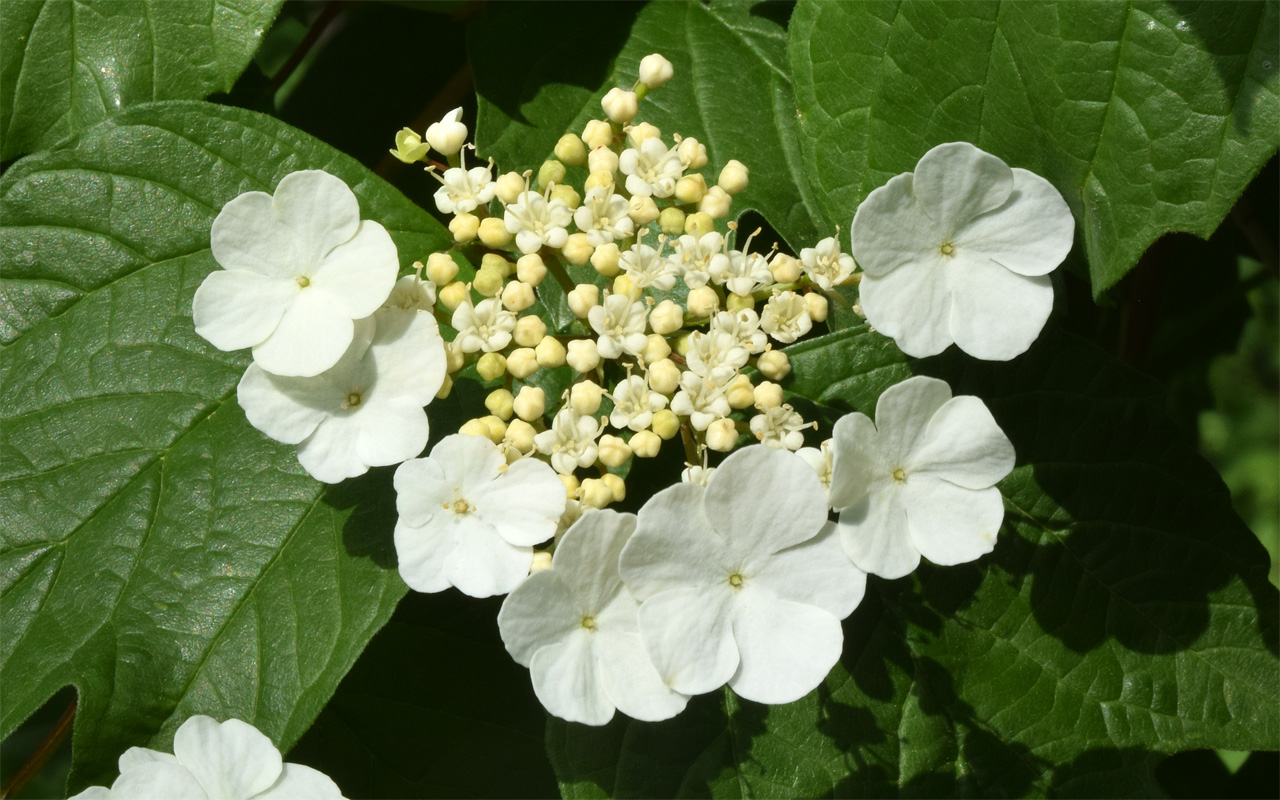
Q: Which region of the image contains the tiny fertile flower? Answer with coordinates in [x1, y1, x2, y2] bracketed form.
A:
[670, 371, 731, 431]
[618, 242, 678, 292]
[429, 153, 496, 215]
[425, 106, 468, 155]
[749, 404, 810, 451]
[394, 434, 565, 597]
[574, 186, 635, 246]
[760, 291, 813, 344]
[619, 137, 683, 198]
[238, 308, 446, 483]
[193, 170, 399, 378]
[684, 329, 749, 379]
[799, 236, 855, 291]
[385, 274, 437, 311]
[711, 308, 767, 354]
[709, 249, 772, 297]
[588, 294, 649, 360]
[671, 231, 723, 289]
[619, 446, 866, 703]
[851, 142, 1073, 360]
[535, 407, 604, 475]
[498, 510, 689, 725]
[504, 189, 574, 254]
[829, 375, 1015, 579]
[452, 298, 516, 353]
[70, 715, 345, 800]
[609, 374, 668, 432]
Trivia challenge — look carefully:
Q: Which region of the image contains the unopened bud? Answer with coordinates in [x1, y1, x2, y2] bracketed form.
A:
[426, 252, 459, 285]
[630, 429, 662, 457]
[549, 184, 581, 210]
[598, 434, 632, 468]
[584, 170, 615, 192]
[718, 160, 749, 195]
[425, 107, 468, 156]
[559, 473, 580, 499]
[580, 478, 613, 509]
[536, 335, 567, 367]
[502, 280, 535, 312]
[479, 253, 511, 276]
[626, 122, 662, 149]
[390, 127, 429, 164]
[677, 136, 708, 169]
[588, 146, 620, 175]
[601, 473, 626, 502]
[513, 386, 546, 421]
[684, 211, 715, 237]
[530, 550, 553, 573]
[602, 88, 639, 123]
[570, 380, 605, 415]
[612, 274, 636, 299]
[753, 381, 784, 410]
[705, 418, 739, 452]
[562, 232, 594, 266]
[478, 217, 513, 248]
[473, 267, 504, 298]
[639, 53, 674, 88]
[566, 339, 601, 373]
[516, 254, 546, 286]
[805, 292, 829, 323]
[756, 348, 791, 381]
[445, 340, 466, 372]
[537, 159, 566, 190]
[641, 333, 672, 364]
[449, 212, 479, 243]
[674, 173, 708, 205]
[725, 373, 755, 409]
[647, 358, 681, 395]
[698, 186, 732, 219]
[649, 299, 684, 335]
[486, 388, 515, 420]
[651, 408, 680, 439]
[685, 285, 719, 318]
[495, 171, 526, 205]
[582, 119, 613, 150]
[554, 133, 588, 168]
[658, 207, 686, 236]
[770, 253, 802, 284]
[726, 292, 755, 311]
[461, 415, 506, 443]
[513, 314, 547, 347]
[436, 373, 453, 398]
[567, 284, 599, 318]
[439, 281, 470, 312]
[627, 195, 660, 225]
[590, 242, 622, 277]
[506, 347, 539, 379]
[476, 352, 507, 382]
[505, 418, 536, 454]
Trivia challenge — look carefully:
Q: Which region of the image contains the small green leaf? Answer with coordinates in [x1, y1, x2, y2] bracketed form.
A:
[0, 101, 453, 790]
[789, 0, 1280, 296]
[0, 0, 283, 161]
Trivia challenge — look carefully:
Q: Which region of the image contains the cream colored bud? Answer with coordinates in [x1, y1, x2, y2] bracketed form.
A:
[502, 280, 536, 312]
[626, 122, 662, 149]
[770, 253, 802, 284]
[426, 252, 459, 285]
[436, 373, 453, 399]
[516, 254, 547, 287]
[598, 434, 632, 468]
[672, 333, 692, 356]
[530, 550, 553, 573]
[459, 418, 489, 439]
[641, 333, 672, 364]
[698, 186, 732, 219]
[612, 274, 636, 299]
[570, 380, 605, 415]
[505, 418, 536, 451]
[684, 211, 715, 237]
[536, 335, 567, 367]
[495, 171, 526, 205]
[537, 159, 567, 190]
[462, 415, 506, 443]
[480, 253, 513, 277]
[473, 266, 504, 298]
[566, 338, 601, 373]
[513, 314, 547, 347]
[506, 347, 539, 379]
[647, 358, 681, 395]
[478, 217, 513, 249]
[584, 170, 615, 192]
[630, 429, 662, 458]
[725, 373, 756, 409]
[602, 87, 639, 123]
[726, 292, 755, 311]
[476, 352, 507, 382]
[718, 159, 750, 195]
[705, 418, 739, 452]
[554, 133, 588, 167]
[486, 388, 515, 420]
[753, 381, 784, 410]
[651, 408, 680, 439]
[674, 173, 708, 205]
[588, 146, 619, 175]
[513, 385, 546, 421]
[626, 197, 659, 227]
[649, 299, 684, 335]
[658, 207, 686, 236]
[449, 212, 479, 243]
[582, 119, 613, 150]
[590, 242, 622, 277]
[567, 284, 600, 319]
[559, 473, 580, 499]
[580, 478, 613, 509]
[677, 136, 708, 169]
[549, 184, 582, 210]
[805, 292, 829, 323]
[638, 53, 674, 88]
[757, 348, 792, 381]
[439, 281, 470, 312]
[602, 473, 626, 502]
[562, 232, 594, 266]
[685, 285, 720, 318]
[445, 340, 466, 372]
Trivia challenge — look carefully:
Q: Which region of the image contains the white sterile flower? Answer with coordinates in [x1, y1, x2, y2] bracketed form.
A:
[535, 407, 605, 475]
[709, 249, 773, 297]
[671, 231, 723, 289]
[425, 106, 468, 155]
[760, 291, 813, 344]
[385, 274, 437, 311]
[670, 371, 732, 431]
[394, 434, 565, 597]
[684, 329, 749, 379]
[829, 375, 1015, 579]
[451, 298, 516, 353]
[618, 137, 684, 198]
[193, 170, 399, 378]
[574, 186, 635, 246]
[588, 294, 649, 359]
[710, 309, 767, 354]
[609, 374, 668, 432]
[504, 189, 574, 254]
[69, 715, 345, 800]
[749, 404, 809, 451]
[618, 241, 678, 291]
[796, 439, 834, 497]
[799, 236, 855, 291]
[498, 510, 689, 725]
[851, 142, 1073, 360]
[619, 446, 866, 703]
[238, 309, 446, 484]
[429, 153, 496, 215]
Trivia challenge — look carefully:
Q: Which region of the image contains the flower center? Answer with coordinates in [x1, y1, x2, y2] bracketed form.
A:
[442, 488, 476, 516]
[892, 468, 907, 482]
[728, 573, 745, 589]
[939, 242, 955, 258]
[581, 615, 598, 631]
[341, 391, 363, 409]
[296, 275, 311, 288]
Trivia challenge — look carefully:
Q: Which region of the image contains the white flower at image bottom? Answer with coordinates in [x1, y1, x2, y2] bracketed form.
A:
[237, 307, 446, 483]
[70, 715, 344, 800]
[394, 434, 566, 598]
[497, 510, 689, 725]
[829, 375, 1016, 580]
[193, 170, 400, 378]
[851, 142, 1074, 361]
[619, 446, 866, 704]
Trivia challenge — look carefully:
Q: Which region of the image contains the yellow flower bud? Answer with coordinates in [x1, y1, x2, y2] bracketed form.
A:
[537, 159, 567, 190]
[476, 352, 508, 382]
[570, 380, 604, 415]
[640, 333, 672, 364]
[582, 119, 613, 150]
[598, 434, 632, 469]
[436, 373, 453, 399]
[677, 136, 708, 169]
[426, 252, 459, 285]
[588, 146, 620, 175]
[627, 195, 660, 225]
[562, 232, 594, 266]
[462, 415, 506, 443]
[549, 184, 582, 210]
[770, 253, 802, 284]
[753, 381, 784, 410]
[513, 385, 546, 421]
[805, 292, 829, 323]
[630, 429, 662, 457]
[513, 314, 548, 347]
[554, 133, 588, 168]
[584, 170, 616, 192]
[685, 285, 719, 318]
[683, 211, 715, 237]
[725, 373, 756, 409]
[646, 359, 681, 395]
[698, 186, 731, 219]
[449, 212, 479, 243]
[504, 418, 536, 454]
[481, 253, 513, 277]
[516, 253, 547, 286]
[502, 280, 536, 312]
[445, 340, 466, 373]
[649, 299, 684, 336]
[601, 473, 626, 502]
[530, 550, 553, 573]
[601, 87, 639, 124]
[718, 159, 750, 195]
[590, 242, 622, 277]
[495, 171, 526, 205]
[658, 207, 686, 236]
[559, 473, 580, 499]
[566, 339, 601, 372]
[472, 266, 504, 297]
[579, 477, 613, 509]
[650, 408, 681, 440]
[638, 53, 674, 89]
[626, 122, 662, 149]
[674, 173, 708, 205]
[536, 335, 567, 368]
[486, 388, 515, 420]
[506, 347, 539, 379]
[756, 348, 791, 381]
[726, 292, 755, 311]
[612, 274, 636, 299]
[705, 418, 739, 452]
[439, 281, 470, 312]
[478, 217, 513, 249]
[567, 284, 599, 319]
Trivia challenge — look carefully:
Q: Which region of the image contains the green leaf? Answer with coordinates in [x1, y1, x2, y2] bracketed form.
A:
[1, 0, 283, 161]
[0, 101, 453, 790]
[788, 0, 1280, 296]
[547, 325, 1279, 797]
[471, 0, 825, 250]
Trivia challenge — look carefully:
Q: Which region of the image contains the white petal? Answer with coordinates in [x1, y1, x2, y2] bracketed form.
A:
[192, 270, 295, 352]
[746, 522, 865, 620]
[394, 518, 456, 594]
[911, 142, 1013, 234]
[469, 458, 565, 547]
[297, 414, 367, 483]
[828, 412, 882, 512]
[530, 630, 615, 725]
[909, 396, 1015, 489]
[874, 376, 953, 467]
[431, 434, 505, 488]
[903, 478, 1004, 566]
[367, 310, 447, 403]
[354, 397, 428, 468]
[110, 762, 210, 800]
[550, 510, 634, 608]
[271, 170, 360, 265]
[848, 172, 934, 277]
[119, 747, 178, 773]
[596, 629, 689, 721]
[251, 290, 354, 378]
[209, 190, 298, 277]
[836, 483, 921, 580]
[498, 571, 581, 666]
[728, 587, 844, 705]
[621, 484, 727, 601]
[172, 716, 281, 800]
[254, 763, 346, 800]
[702, 447, 828, 558]
[444, 519, 532, 597]
[955, 168, 1074, 277]
[67, 787, 114, 800]
[637, 586, 738, 696]
[393, 457, 451, 527]
[237, 365, 329, 445]
[311, 221, 399, 319]
[857, 257, 954, 358]
[947, 260, 1054, 361]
